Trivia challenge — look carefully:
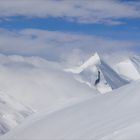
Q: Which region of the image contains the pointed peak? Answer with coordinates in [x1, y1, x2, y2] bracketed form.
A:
[88, 52, 101, 62]
[79, 53, 101, 70]
[94, 52, 100, 58]
[64, 53, 101, 74]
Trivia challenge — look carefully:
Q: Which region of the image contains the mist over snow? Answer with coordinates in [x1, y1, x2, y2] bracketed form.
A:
[0, 54, 96, 111]
[0, 0, 140, 139]
[0, 29, 139, 139]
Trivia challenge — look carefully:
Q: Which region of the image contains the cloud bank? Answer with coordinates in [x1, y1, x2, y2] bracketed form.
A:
[0, 0, 140, 25]
[0, 28, 139, 65]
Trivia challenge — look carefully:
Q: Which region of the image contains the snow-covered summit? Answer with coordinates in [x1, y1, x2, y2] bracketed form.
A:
[65, 53, 128, 93]
[65, 53, 101, 74]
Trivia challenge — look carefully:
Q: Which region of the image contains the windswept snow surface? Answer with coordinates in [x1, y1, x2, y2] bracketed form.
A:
[2, 81, 140, 140]
[0, 91, 33, 135]
[65, 53, 128, 93]
[114, 57, 140, 81]
[0, 54, 95, 111]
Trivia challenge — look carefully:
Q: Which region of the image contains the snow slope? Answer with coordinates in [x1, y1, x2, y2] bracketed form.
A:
[0, 91, 33, 136]
[114, 56, 140, 81]
[99, 60, 129, 89]
[65, 53, 128, 93]
[2, 80, 140, 140]
[0, 54, 96, 111]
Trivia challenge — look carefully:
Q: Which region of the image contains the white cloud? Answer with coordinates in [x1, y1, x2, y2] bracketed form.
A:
[0, 0, 140, 24]
[0, 28, 139, 65]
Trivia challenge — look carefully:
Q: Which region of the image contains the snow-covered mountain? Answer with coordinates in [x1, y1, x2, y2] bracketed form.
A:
[65, 53, 128, 93]
[0, 53, 140, 139]
[114, 56, 140, 81]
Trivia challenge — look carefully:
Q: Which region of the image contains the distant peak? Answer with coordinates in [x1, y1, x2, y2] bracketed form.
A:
[64, 53, 101, 74]
[80, 53, 101, 69]
[94, 52, 100, 58]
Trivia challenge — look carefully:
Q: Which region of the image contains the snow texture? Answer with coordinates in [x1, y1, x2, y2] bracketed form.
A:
[2, 81, 140, 140]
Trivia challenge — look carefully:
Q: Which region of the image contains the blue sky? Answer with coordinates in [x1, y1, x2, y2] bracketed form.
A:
[0, 16, 140, 40]
[0, 0, 139, 64]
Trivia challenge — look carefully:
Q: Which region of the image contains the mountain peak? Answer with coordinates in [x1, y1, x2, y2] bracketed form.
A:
[65, 52, 101, 74]
[80, 52, 101, 70]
